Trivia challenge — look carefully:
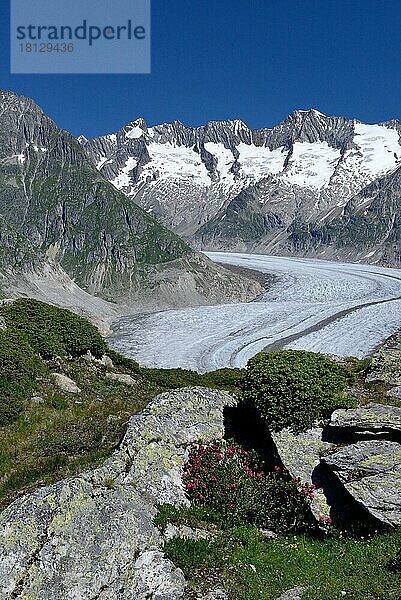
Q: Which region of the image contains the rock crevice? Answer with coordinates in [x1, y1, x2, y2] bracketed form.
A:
[271, 403, 401, 528]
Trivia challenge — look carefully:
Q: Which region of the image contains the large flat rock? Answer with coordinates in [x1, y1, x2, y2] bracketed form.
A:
[0, 387, 235, 600]
[329, 403, 401, 438]
[322, 440, 401, 526]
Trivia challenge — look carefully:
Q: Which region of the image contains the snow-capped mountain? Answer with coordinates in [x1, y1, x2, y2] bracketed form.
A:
[80, 110, 401, 266]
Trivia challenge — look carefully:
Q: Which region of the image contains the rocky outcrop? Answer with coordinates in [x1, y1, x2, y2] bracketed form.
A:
[328, 403, 401, 440]
[271, 403, 401, 528]
[321, 440, 401, 526]
[0, 387, 235, 599]
[320, 404, 401, 527]
[366, 332, 401, 385]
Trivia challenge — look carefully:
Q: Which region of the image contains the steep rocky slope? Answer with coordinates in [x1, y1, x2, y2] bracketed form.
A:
[0, 91, 261, 318]
[82, 110, 401, 266]
[285, 165, 401, 266]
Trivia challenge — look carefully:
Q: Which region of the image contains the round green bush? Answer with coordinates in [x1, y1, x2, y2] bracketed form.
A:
[243, 350, 353, 432]
[0, 329, 47, 426]
[0, 298, 107, 358]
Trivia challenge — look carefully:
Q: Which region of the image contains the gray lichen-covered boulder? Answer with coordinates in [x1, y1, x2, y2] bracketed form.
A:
[270, 427, 333, 519]
[366, 333, 401, 385]
[387, 386, 401, 399]
[276, 587, 307, 600]
[0, 387, 235, 600]
[272, 403, 401, 527]
[322, 440, 401, 526]
[52, 373, 81, 394]
[328, 403, 401, 439]
[106, 372, 137, 385]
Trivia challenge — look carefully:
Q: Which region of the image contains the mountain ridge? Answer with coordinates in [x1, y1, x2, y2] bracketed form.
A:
[0, 90, 262, 322]
[81, 109, 401, 266]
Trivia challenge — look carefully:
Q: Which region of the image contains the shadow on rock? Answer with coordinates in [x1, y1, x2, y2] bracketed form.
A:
[312, 461, 388, 535]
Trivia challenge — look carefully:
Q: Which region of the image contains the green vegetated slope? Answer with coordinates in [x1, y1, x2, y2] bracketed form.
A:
[0, 93, 186, 285]
[0, 91, 260, 305]
[0, 298, 244, 508]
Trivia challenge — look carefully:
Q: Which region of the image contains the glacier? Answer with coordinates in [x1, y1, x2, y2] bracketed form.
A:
[108, 253, 401, 371]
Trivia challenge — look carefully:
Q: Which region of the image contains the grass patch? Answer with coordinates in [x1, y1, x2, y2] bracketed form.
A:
[164, 526, 401, 600]
[0, 355, 160, 508]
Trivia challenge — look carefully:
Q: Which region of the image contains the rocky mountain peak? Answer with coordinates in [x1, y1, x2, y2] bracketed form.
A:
[79, 107, 401, 266]
[267, 109, 355, 150]
[123, 118, 148, 138]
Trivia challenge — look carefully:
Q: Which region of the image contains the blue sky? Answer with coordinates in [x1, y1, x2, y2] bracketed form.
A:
[1, 0, 401, 138]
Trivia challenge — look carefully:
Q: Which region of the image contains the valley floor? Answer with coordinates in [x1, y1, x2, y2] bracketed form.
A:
[109, 253, 401, 371]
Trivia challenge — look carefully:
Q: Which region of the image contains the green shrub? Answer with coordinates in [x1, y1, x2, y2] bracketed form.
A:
[0, 298, 107, 358]
[0, 329, 47, 426]
[106, 349, 140, 373]
[243, 350, 353, 432]
[141, 367, 204, 388]
[255, 475, 316, 533]
[201, 368, 245, 393]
